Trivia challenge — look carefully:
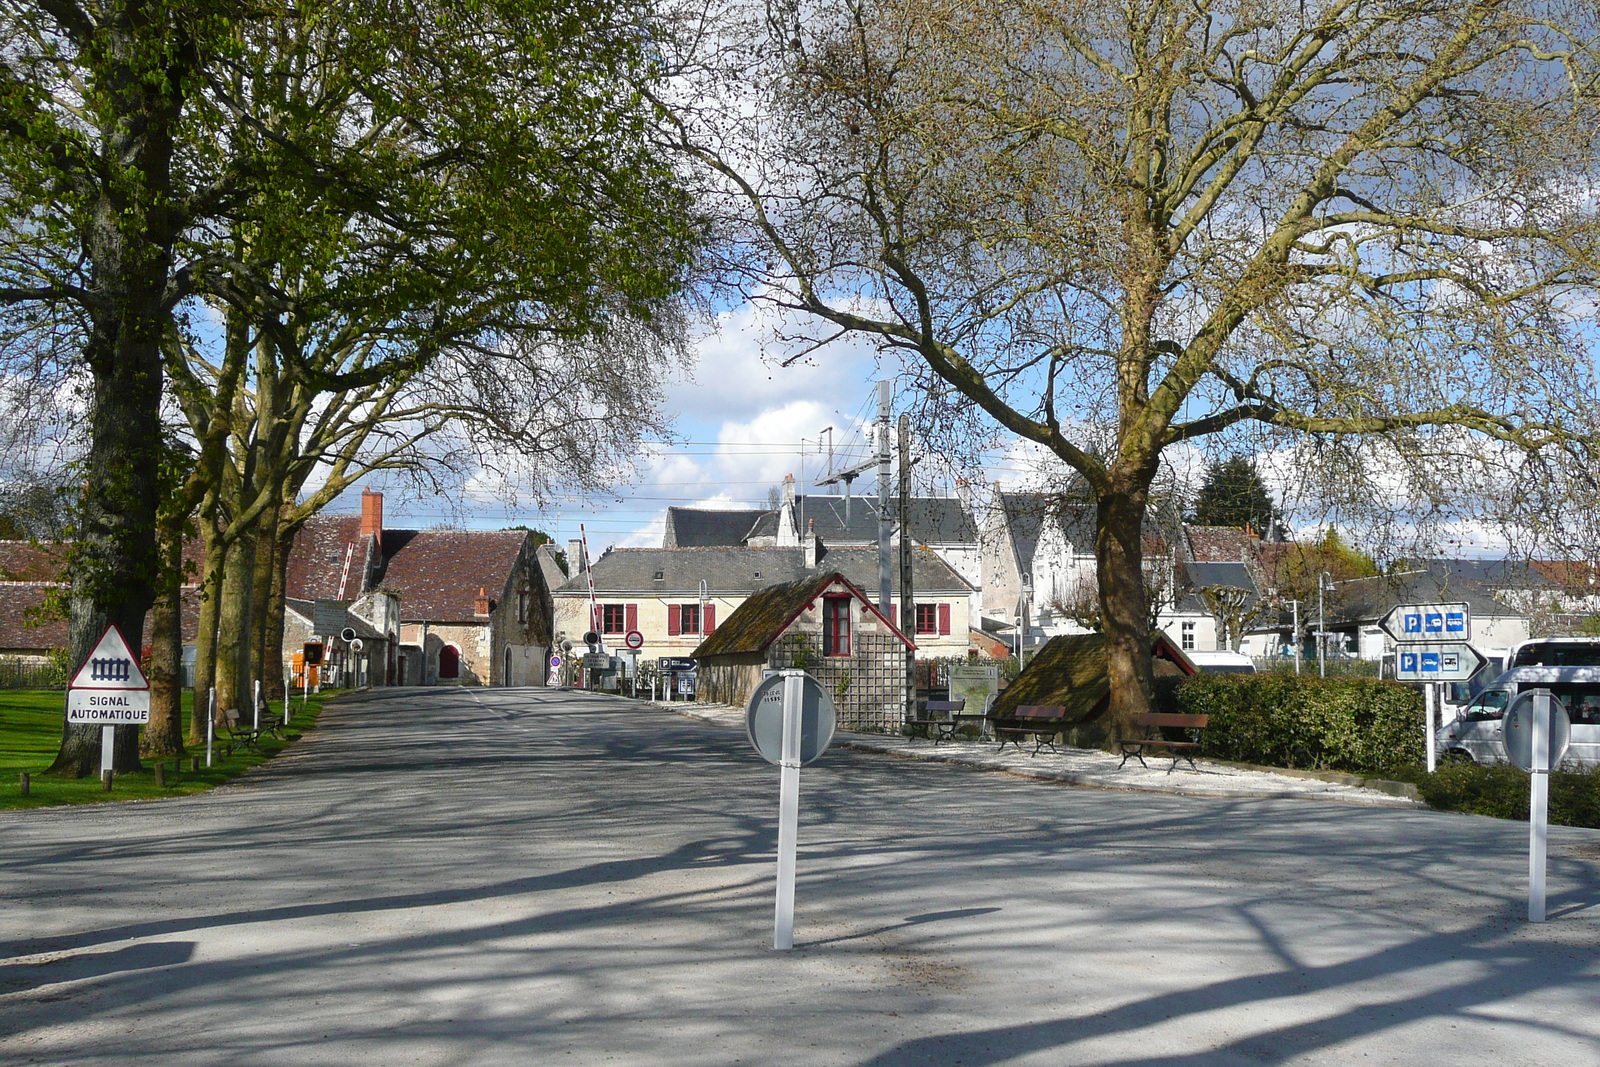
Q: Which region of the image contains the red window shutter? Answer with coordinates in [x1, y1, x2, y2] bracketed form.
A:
[625, 603, 637, 631]
[667, 604, 680, 635]
[938, 602, 951, 635]
[704, 604, 716, 632]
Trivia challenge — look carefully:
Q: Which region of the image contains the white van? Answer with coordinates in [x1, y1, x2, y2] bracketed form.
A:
[1435, 665, 1600, 766]
[1185, 650, 1257, 674]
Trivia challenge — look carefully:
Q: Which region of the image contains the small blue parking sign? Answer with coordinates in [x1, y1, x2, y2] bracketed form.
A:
[1445, 611, 1465, 634]
[1400, 651, 1419, 673]
[1424, 612, 1443, 633]
[1404, 613, 1422, 634]
[1421, 651, 1440, 672]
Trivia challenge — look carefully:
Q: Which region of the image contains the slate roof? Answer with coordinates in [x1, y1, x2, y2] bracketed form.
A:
[554, 544, 975, 597]
[284, 598, 387, 640]
[691, 571, 913, 658]
[742, 495, 978, 544]
[287, 515, 531, 623]
[662, 507, 767, 547]
[989, 633, 1194, 720]
[1319, 561, 1533, 625]
[996, 491, 1099, 572]
[1182, 561, 1256, 591]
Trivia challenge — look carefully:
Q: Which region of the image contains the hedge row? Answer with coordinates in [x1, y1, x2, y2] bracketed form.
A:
[1412, 762, 1600, 828]
[1171, 673, 1424, 776]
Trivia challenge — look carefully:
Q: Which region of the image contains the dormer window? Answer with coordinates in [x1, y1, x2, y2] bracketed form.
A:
[753, 571, 761, 579]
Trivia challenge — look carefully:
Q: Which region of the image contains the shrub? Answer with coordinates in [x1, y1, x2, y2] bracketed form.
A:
[1174, 673, 1423, 775]
[1416, 762, 1600, 829]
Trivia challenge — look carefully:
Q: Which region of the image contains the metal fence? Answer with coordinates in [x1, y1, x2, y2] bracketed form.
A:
[0, 656, 67, 690]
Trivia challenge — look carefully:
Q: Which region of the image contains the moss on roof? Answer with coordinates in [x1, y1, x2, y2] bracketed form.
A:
[991, 633, 1195, 721]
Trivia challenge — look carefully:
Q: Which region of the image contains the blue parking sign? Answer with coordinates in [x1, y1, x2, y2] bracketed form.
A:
[1400, 651, 1419, 673]
[1404, 613, 1422, 634]
[1421, 651, 1440, 672]
[1445, 611, 1465, 634]
[1424, 612, 1443, 633]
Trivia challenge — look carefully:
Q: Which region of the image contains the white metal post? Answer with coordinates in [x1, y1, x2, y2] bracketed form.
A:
[253, 679, 261, 734]
[1291, 599, 1301, 675]
[1425, 683, 1437, 773]
[205, 686, 215, 767]
[100, 725, 115, 777]
[1529, 691, 1551, 923]
[774, 670, 804, 950]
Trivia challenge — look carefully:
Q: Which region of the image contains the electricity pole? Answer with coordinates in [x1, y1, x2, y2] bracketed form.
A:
[876, 380, 892, 614]
[899, 413, 914, 723]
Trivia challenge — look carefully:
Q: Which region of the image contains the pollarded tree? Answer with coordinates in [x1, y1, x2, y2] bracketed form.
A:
[668, 0, 1600, 732]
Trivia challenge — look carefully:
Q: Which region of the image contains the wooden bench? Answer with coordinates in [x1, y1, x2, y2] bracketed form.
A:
[907, 700, 965, 744]
[994, 705, 1068, 756]
[1116, 713, 1209, 773]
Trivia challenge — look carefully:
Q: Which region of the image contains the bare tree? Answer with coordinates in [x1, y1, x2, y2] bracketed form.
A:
[665, 0, 1600, 730]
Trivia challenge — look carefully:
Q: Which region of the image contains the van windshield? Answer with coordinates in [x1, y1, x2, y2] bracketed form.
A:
[1464, 691, 1509, 720]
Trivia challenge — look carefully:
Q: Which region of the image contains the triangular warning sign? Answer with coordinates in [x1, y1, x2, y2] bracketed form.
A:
[68, 625, 149, 690]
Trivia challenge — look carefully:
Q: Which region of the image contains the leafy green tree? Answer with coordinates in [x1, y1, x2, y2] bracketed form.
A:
[1192, 457, 1279, 535]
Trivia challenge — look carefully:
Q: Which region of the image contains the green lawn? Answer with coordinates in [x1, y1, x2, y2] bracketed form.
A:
[0, 688, 331, 810]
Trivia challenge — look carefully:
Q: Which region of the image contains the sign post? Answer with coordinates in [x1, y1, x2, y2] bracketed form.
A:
[65, 626, 151, 778]
[1424, 683, 1436, 773]
[1503, 689, 1571, 922]
[745, 670, 836, 950]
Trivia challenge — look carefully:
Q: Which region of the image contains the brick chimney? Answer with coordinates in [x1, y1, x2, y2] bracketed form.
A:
[803, 518, 819, 568]
[474, 587, 491, 616]
[360, 489, 383, 549]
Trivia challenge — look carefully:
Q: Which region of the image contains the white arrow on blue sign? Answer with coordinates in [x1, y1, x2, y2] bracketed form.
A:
[1379, 602, 1471, 644]
[1394, 641, 1488, 682]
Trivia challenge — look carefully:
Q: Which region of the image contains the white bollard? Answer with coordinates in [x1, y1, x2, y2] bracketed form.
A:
[1425, 683, 1437, 774]
[1529, 692, 1551, 923]
[253, 679, 261, 734]
[773, 671, 804, 950]
[206, 686, 215, 767]
[100, 725, 115, 778]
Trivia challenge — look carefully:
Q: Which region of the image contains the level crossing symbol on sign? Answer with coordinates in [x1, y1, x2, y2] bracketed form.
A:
[66, 625, 151, 724]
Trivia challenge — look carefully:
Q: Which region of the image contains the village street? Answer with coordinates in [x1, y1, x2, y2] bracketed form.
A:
[1, 687, 1597, 1066]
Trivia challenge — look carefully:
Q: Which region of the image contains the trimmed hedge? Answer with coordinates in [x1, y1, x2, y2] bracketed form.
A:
[1411, 763, 1600, 828]
[1173, 673, 1423, 776]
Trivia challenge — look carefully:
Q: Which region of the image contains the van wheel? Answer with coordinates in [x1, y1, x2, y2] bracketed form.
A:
[1440, 749, 1474, 766]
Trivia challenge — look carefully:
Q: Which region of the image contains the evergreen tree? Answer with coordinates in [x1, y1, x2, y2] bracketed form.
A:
[1191, 457, 1278, 533]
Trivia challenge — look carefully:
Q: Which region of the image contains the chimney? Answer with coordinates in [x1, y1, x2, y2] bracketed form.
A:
[474, 587, 491, 616]
[955, 478, 971, 514]
[782, 473, 796, 509]
[360, 489, 383, 548]
[775, 475, 799, 547]
[804, 519, 818, 568]
[567, 539, 584, 572]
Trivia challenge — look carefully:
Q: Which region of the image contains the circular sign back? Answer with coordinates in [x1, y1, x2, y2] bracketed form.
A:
[624, 630, 644, 650]
[1502, 689, 1571, 772]
[745, 672, 836, 766]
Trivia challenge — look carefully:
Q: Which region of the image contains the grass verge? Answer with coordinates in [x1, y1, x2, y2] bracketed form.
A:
[0, 689, 333, 810]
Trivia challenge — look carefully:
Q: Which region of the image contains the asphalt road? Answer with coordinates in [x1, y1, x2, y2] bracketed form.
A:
[2, 687, 1597, 1066]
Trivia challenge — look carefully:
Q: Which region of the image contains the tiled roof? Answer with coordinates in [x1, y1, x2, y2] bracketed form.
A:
[0, 541, 68, 581]
[996, 491, 1098, 572]
[369, 529, 530, 622]
[554, 544, 974, 597]
[0, 583, 202, 652]
[662, 507, 767, 547]
[692, 571, 912, 658]
[287, 517, 532, 622]
[1185, 526, 1262, 563]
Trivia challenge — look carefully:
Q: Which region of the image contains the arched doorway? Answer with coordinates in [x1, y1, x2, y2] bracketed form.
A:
[503, 647, 513, 686]
[438, 644, 460, 680]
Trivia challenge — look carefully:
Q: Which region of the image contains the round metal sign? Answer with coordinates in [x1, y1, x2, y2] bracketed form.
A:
[624, 630, 644, 650]
[548, 654, 562, 669]
[1502, 689, 1571, 772]
[745, 672, 836, 766]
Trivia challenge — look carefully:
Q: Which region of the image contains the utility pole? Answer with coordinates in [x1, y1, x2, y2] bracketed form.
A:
[899, 413, 914, 724]
[1317, 573, 1329, 678]
[876, 380, 892, 615]
[1291, 599, 1302, 675]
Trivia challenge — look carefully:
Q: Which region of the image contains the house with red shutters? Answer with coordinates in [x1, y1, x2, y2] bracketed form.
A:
[549, 535, 974, 672]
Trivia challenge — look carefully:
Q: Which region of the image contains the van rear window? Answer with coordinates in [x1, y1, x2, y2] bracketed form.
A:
[1512, 643, 1600, 667]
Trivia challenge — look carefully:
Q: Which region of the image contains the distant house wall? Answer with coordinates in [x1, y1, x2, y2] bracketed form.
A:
[399, 622, 490, 686]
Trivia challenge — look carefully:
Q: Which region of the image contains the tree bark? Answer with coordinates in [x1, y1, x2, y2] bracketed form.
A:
[249, 497, 282, 694]
[142, 521, 186, 758]
[1095, 484, 1156, 739]
[190, 521, 225, 744]
[263, 521, 297, 700]
[214, 528, 257, 715]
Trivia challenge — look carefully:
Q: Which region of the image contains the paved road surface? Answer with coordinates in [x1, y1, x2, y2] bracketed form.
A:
[2, 687, 1597, 1066]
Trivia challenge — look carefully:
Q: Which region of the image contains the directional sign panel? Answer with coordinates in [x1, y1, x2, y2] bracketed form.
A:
[1379, 602, 1471, 644]
[1394, 641, 1488, 682]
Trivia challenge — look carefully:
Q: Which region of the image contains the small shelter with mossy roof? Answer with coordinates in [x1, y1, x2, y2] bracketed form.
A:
[691, 571, 915, 731]
[992, 633, 1197, 747]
